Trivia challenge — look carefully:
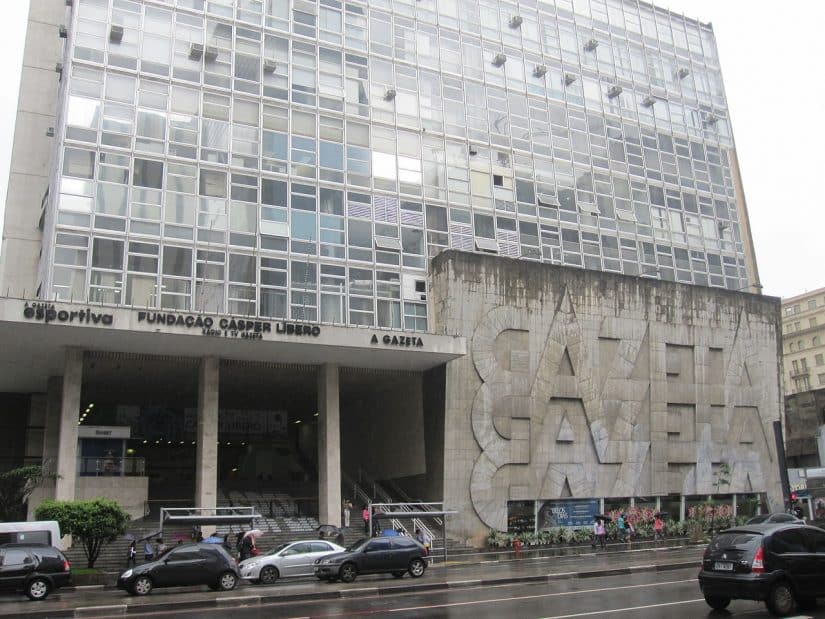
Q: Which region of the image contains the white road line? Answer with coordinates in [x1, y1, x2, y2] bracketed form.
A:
[387, 578, 696, 613]
[537, 598, 706, 618]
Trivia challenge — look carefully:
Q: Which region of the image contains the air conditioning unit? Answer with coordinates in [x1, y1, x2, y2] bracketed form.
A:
[564, 73, 577, 86]
[189, 42, 204, 60]
[642, 96, 657, 107]
[263, 59, 277, 73]
[59, 25, 68, 38]
[584, 39, 599, 52]
[468, 146, 479, 156]
[607, 85, 623, 98]
[383, 88, 397, 101]
[533, 65, 547, 78]
[509, 15, 523, 28]
[109, 25, 124, 43]
[45, 127, 55, 137]
[677, 67, 690, 79]
[204, 46, 219, 61]
[492, 53, 507, 67]
[54, 62, 63, 76]
[537, 193, 560, 207]
[702, 113, 719, 126]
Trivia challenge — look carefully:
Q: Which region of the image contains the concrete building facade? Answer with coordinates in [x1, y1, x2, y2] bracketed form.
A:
[0, 0, 782, 542]
[431, 252, 782, 542]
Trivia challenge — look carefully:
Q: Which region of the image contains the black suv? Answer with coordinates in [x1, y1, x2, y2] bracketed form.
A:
[698, 523, 825, 616]
[0, 543, 71, 600]
[314, 536, 427, 583]
[117, 543, 239, 596]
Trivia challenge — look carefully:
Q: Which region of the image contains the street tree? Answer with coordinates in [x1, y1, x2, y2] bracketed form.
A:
[35, 498, 130, 568]
[0, 464, 49, 521]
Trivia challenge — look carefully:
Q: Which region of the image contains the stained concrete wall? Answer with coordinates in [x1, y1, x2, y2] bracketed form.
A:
[430, 251, 784, 545]
[0, 0, 65, 296]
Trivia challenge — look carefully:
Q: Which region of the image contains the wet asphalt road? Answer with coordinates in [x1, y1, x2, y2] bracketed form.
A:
[2, 546, 821, 618]
[111, 568, 825, 619]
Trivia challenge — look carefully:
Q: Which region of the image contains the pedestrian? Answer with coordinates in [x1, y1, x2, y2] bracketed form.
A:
[343, 500, 352, 528]
[596, 520, 606, 549]
[127, 541, 137, 567]
[240, 533, 254, 561]
[592, 518, 600, 548]
[154, 537, 167, 558]
[362, 505, 370, 535]
[617, 513, 626, 542]
[415, 528, 425, 546]
[334, 529, 345, 547]
[626, 519, 634, 547]
[513, 535, 522, 559]
[143, 539, 154, 562]
[235, 530, 245, 556]
[653, 515, 664, 542]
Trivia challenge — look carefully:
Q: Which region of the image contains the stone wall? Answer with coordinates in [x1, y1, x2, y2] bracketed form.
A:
[430, 251, 784, 544]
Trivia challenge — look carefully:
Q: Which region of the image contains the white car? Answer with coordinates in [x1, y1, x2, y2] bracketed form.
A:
[239, 540, 346, 584]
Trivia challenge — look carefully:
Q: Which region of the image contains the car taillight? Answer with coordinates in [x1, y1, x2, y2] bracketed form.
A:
[751, 545, 764, 573]
[63, 559, 71, 572]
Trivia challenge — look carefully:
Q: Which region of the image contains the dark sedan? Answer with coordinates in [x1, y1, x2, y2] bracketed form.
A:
[314, 536, 427, 583]
[117, 543, 239, 595]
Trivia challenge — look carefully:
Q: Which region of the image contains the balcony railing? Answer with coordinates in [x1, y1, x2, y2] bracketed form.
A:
[78, 456, 145, 477]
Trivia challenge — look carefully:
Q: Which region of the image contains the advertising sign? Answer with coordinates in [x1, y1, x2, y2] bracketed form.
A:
[538, 499, 599, 528]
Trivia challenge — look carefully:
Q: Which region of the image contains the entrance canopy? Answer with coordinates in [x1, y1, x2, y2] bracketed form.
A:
[0, 298, 465, 392]
[160, 506, 261, 532]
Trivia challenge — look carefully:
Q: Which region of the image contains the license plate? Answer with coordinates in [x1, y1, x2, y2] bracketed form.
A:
[713, 561, 733, 571]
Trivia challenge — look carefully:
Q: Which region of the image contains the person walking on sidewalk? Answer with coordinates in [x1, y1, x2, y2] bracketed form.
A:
[127, 541, 137, 567]
[617, 513, 626, 542]
[596, 520, 606, 549]
[653, 515, 664, 542]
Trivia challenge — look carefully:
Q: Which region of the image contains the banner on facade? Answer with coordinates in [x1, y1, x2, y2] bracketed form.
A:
[538, 499, 599, 528]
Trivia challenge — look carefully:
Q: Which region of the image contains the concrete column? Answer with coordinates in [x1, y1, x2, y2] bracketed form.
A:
[318, 364, 341, 526]
[54, 348, 83, 502]
[42, 376, 62, 469]
[195, 357, 219, 535]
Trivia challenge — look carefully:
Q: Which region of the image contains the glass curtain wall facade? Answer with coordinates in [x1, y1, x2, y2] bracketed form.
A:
[40, 0, 749, 332]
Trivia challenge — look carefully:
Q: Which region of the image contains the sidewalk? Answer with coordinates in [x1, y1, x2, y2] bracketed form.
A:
[0, 544, 704, 618]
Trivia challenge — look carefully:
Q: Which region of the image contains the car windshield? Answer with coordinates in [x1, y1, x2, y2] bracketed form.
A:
[746, 515, 768, 524]
[268, 543, 290, 556]
[709, 531, 760, 551]
[346, 538, 369, 552]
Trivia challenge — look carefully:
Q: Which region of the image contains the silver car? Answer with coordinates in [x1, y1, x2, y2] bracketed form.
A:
[239, 540, 345, 584]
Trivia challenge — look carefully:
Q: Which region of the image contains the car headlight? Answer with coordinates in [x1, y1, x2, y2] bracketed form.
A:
[244, 561, 258, 569]
[121, 569, 133, 579]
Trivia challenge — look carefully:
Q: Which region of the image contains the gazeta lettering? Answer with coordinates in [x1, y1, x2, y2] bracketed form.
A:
[370, 333, 424, 347]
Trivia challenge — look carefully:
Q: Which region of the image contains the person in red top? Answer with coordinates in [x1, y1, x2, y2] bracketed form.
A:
[654, 515, 664, 542]
[362, 506, 370, 534]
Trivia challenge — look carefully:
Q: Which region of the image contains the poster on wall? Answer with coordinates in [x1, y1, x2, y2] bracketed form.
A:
[538, 499, 599, 529]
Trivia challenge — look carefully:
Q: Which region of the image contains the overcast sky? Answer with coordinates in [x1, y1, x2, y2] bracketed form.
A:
[0, 1, 821, 299]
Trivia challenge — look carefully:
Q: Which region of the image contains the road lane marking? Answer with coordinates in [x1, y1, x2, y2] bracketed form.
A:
[385, 578, 696, 613]
[537, 599, 706, 617]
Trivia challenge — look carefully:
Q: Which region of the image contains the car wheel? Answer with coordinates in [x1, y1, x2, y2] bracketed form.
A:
[408, 558, 426, 578]
[703, 595, 730, 611]
[766, 581, 795, 616]
[259, 565, 279, 585]
[132, 576, 153, 596]
[25, 578, 50, 601]
[217, 571, 238, 591]
[339, 563, 358, 583]
[392, 571, 405, 579]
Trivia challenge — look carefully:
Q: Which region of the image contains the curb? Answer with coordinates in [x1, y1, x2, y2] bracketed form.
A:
[1, 558, 701, 618]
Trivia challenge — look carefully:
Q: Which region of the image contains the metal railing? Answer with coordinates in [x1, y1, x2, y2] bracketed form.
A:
[78, 456, 145, 477]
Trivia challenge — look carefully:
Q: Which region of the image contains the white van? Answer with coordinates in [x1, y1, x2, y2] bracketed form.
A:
[0, 520, 62, 549]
